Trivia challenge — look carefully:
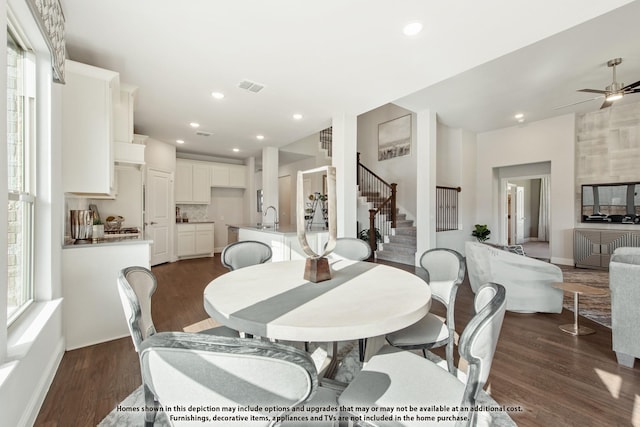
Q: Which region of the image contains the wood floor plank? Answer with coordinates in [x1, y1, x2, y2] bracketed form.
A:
[33, 257, 640, 426]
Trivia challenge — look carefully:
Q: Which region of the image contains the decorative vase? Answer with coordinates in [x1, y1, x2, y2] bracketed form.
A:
[70, 210, 93, 240]
[92, 224, 104, 240]
[297, 166, 337, 283]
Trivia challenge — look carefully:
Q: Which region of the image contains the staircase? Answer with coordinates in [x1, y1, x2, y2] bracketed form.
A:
[357, 191, 416, 265]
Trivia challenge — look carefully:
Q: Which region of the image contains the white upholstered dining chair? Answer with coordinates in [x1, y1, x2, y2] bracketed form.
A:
[139, 332, 338, 427]
[117, 266, 239, 353]
[386, 248, 466, 373]
[221, 240, 273, 271]
[339, 283, 507, 427]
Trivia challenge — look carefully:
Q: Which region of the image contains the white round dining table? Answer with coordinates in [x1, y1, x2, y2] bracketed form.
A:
[203, 259, 431, 344]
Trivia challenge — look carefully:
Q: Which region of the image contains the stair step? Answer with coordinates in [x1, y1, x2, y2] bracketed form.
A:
[394, 227, 416, 237]
[376, 250, 415, 266]
[389, 234, 416, 245]
[361, 191, 381, 197]
[395, 219, 414, 228]
[381, 242, 416, 255]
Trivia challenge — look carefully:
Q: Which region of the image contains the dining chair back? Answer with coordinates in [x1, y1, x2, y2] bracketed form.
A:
[117, 266, 238, 354]
[339, 283, 508, 427]
[327, 237, 371, 261]
[117, 266, 157, 352]
[139, 332, 338, 427]
[221, 240, 272, 271]
[386, 248, 466, 373]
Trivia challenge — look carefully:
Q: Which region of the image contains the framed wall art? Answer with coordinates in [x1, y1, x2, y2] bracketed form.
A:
[378, 114, 411, 161]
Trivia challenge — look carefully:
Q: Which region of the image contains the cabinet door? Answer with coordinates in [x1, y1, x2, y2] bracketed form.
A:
[175, 161, 193, 203]
[62, 60, 119, 195]
[114, 84, 137, 144]
[195, 230, 214, 255]
[211, 165, 230, 187]
[574, 229, 602, 268]
[177, 231, 195, 256]
[228, 165, 247, 188]
[192, 163, 211, 203]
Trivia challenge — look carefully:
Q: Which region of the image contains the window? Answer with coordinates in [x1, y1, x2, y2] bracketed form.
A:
[7, 28, 35, 323]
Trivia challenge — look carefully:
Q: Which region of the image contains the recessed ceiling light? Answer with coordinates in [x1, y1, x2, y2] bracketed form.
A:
[403, 22, 423, 36]
[293, 113, 303, 120]
[211, 92, 225, 99]
[176, 139, 185, 144]
[514, 113, 524, 119]
[256, 135, 265, 140]
[232, 148, 240, 152]
[190, 122, 200, 128]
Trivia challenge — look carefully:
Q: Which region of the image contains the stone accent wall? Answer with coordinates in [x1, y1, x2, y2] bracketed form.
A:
[575, 101, 640, 225]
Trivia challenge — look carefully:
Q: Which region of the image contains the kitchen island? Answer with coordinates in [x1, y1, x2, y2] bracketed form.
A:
[230, 224, 329, 262]
[62, 236, 152, 349]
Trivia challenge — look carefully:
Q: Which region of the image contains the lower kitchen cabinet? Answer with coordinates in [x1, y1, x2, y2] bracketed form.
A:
[177, 222, 214, 258]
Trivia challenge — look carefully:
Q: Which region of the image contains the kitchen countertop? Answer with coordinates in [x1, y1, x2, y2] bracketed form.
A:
[63, 235, 153, 249]
[227, 224, 328, 235]
[176, 220, 215, 224]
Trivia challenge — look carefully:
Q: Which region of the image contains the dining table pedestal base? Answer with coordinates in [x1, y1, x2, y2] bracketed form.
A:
[304, 257, 331, 283]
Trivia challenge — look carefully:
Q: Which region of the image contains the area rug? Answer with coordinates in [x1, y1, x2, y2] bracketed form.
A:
[559, 266, 610, 328]
[98, 342, 517, 427]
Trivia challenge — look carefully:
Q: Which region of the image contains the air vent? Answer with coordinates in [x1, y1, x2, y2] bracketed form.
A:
[196, 130, 212, 137]
[238, 79, 265, 93]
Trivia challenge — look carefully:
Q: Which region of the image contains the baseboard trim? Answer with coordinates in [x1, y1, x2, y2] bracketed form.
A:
[19, 337, 64, 427]
[552, 257, 574, 266]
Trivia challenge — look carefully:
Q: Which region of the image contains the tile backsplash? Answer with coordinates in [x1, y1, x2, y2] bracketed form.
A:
[176, 204, 209, 222]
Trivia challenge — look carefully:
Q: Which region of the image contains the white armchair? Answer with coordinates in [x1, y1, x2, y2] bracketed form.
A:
[465, 241, 563, 313]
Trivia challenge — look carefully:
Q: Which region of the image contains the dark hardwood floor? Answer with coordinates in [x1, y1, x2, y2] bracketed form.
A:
[34, 256, 640, 426]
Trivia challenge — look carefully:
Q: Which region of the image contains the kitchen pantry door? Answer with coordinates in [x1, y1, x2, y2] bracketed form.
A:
[146, 168, 172, 265]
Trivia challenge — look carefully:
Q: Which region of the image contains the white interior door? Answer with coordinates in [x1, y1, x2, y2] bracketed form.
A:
[146, 168, 172, 265]
[515, 186, 525, 244]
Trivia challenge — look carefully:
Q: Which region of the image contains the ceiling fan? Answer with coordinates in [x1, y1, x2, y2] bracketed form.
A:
[556, 58, 640, 110]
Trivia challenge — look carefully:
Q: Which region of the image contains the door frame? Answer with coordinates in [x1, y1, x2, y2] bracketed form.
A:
[145, 166, 175, 265]
[500, 174, 551, 248]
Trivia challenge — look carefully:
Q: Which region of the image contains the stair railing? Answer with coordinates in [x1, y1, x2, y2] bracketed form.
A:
[357, 153, 397, 253]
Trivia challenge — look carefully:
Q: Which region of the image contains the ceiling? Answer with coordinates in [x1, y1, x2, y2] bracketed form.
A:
[60, 0, 639, 160]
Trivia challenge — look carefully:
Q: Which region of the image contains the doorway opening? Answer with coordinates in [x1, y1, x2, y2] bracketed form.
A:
[501, 171, 551, 261]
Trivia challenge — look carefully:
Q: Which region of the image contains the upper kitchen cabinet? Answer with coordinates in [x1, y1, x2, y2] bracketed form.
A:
[211, 163, 247, 188]
[62, 60, 120, 196]
[175, 159, 211, 204]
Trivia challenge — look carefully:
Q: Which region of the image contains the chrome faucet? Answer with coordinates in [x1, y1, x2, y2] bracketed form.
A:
[264, 205, 278, 228]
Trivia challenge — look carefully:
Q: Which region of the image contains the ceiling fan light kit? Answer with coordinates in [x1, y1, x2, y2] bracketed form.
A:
[574, 57, 640, 109]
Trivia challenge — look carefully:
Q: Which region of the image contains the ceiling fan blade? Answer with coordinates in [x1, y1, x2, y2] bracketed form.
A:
[553, 95, 604, 110]
[578, 88, 607, 94]
[622, 80, 640, 91]
[600, 99, 614, 109]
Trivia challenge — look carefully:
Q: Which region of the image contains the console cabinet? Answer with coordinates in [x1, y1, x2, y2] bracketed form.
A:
[574, 228, 640, 269]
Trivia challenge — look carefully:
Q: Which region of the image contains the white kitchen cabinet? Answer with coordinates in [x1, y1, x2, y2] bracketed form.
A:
[62, 241, 151, 350]
[175, 159, 211, 204]
[62, 60, 120, 196]
[177, 222, 214, 257]
[210, 163, 247, 188]
[228, 164, 247, 187]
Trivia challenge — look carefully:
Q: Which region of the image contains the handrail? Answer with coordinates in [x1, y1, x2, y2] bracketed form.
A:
[357, 153, 397, 253]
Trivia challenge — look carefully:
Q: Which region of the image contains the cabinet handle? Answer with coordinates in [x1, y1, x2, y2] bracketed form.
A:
[150, 221, 157, 225]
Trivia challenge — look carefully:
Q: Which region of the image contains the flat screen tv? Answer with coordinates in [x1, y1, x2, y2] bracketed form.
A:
[581, 182, 640, 223]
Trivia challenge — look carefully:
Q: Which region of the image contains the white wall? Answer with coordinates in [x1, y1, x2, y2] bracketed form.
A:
[357, 104, 417, 221]
[145, 137, 176, 172]
[208, 187, 245, 251]
[435, 124, 477, 254]
[476, 114, 575, 264]
[1, 1, 65, 425]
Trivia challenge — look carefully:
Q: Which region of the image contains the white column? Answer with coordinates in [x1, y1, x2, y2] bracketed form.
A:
[244, 156, 256, 224]
[332, 113, 358, 238]
[415, 109, 437, 264]
[262, 147, 279, 224]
